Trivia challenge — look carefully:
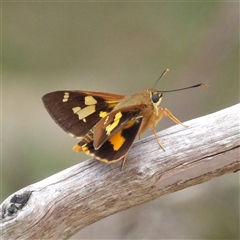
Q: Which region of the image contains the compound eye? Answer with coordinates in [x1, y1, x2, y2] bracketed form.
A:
[151, 93, 160, 103]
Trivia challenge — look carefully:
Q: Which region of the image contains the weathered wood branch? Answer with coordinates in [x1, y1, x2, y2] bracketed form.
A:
[1, 104, 239, 240]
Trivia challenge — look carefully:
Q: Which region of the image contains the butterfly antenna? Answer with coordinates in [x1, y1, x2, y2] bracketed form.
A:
[160, 83, 209, 93]
[153, 69, 170, 89]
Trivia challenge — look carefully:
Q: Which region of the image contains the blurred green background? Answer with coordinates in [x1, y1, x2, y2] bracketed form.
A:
[2, 1, 239, 239]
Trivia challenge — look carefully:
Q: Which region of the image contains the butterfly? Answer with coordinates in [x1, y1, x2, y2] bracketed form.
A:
[42, 69, 207, 169]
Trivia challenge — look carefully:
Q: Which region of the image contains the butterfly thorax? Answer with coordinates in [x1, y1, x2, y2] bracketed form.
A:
[110, 89, 163, 136]
[113, 89, 162, 111]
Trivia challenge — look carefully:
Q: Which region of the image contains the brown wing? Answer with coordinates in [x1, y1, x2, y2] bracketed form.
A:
[42, 90, 124, 138]
[75, 117, 143, 162]
[93, 106, 144, 149]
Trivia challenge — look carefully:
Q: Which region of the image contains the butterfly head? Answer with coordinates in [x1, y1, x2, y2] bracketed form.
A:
[150, 90, 163, 106]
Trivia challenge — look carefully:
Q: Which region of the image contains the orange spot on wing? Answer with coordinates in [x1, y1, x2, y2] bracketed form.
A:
[123, 120, 135, 129]
[73, 145, 83, 152]
[109, 131, 125, 151]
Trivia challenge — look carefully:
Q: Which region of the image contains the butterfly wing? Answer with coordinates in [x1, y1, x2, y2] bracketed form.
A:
[42, 90, 124, 138]
[93, 106, 143, 149]
[74, 116, 143, 162]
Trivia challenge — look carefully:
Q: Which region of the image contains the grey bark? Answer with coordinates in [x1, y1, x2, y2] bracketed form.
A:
[1, 104, 239, 240]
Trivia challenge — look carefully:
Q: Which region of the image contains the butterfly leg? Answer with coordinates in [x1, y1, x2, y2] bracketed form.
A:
[151, 108, 187, 151]
[151, 128, 165, 151]
[158, 107, 187, 127]
[121, 155, 127, 170]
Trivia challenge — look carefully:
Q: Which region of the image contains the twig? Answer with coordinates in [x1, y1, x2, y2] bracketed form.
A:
[1, 104, 239, 240]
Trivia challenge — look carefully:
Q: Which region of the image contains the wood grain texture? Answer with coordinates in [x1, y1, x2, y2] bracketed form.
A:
[1, 104, 239, 240]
